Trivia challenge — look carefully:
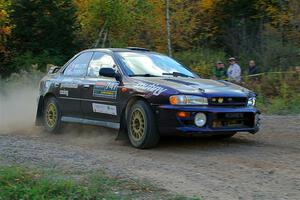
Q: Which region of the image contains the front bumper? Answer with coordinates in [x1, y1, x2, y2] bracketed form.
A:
[156, 105, 260, 135]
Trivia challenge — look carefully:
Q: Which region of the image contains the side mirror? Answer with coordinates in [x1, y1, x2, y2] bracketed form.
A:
[99, 68, 122, 82]
[99, 68, 116, 77]
[48, 66, 61, 74]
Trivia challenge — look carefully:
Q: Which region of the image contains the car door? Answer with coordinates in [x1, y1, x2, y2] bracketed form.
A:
[58, 52, 93, 117]
[81, 52, 120, 123]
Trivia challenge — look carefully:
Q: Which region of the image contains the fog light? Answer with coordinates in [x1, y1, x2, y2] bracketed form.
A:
[194, 112, 207, 127]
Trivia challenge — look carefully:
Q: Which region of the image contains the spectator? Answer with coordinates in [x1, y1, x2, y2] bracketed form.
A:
[212, 61, 226, 80]
[227, 57, 241, 83]
[248, 60, 259, 75]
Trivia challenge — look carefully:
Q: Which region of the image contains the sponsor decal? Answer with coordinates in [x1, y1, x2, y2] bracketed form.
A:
[135, 82, 167, 96]
[60, 83, 78, 89]
[92, 103, 117, 115]
[95, 81, 106, 86]
[59, 89, 69, 96]
[93, 82, 118, 99]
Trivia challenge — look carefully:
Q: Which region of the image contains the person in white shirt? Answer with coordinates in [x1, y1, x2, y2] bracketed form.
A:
[227, 57, 241, 83]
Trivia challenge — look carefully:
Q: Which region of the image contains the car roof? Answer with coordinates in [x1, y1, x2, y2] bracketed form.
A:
[81, 47, 157, 54]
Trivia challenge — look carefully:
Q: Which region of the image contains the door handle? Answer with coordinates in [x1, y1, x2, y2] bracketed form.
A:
[83, 84, 90, 89]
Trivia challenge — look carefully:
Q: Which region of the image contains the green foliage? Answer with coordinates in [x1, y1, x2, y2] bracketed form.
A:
[245, 72, 300, 114]
[10, 51, 64, 72]
[0, 0, 299, 114]
[259, 27, 300, 70]
[267, 97, 300, 115]
[0, 0, 12, 74]
[0, 166, 200, 200]
[174, 48, 226, 77]
[9, 0, 77, 62]
[1, 0, 299, 75]
[75, 0, 163, 49]
[0, 167, 90, 200]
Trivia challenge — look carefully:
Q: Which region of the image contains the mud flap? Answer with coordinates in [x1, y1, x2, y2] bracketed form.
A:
[115, 111, 128, 140]
[35, 96, 44, 126]
[115, 127, 128, 140]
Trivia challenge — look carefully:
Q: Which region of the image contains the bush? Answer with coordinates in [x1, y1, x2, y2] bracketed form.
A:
[10, 51, 65, 72]
[244, 71, 300, 114]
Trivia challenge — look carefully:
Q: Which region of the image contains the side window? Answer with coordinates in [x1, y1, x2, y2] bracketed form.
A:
[64, 52, 93, 77]
[87, 52, 115, 77]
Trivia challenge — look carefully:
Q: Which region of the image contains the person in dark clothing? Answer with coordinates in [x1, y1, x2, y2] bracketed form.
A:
[212, 61, 226, 80]
[248, 60, 259, 75]
[248, 60, 260, 82]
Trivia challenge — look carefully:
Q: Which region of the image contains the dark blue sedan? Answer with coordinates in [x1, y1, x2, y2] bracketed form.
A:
[36, 47, 260, 149]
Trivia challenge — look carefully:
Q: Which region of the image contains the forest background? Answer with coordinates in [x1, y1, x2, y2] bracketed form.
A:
[0, 0, 299, 114]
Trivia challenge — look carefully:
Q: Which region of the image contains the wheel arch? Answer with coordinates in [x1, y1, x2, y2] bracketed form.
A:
[35, 92, 57, 126]
[124, 96, 150, 121]
[120, 95, 160, 148]
[117, 95, 150, 140]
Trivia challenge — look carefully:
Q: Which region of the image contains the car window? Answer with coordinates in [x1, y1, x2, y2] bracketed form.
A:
[64, 52, 93, 77]
[117, 52, 195, 78]
[87, 52, 116, 77]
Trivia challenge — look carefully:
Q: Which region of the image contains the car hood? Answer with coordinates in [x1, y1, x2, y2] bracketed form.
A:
[132, 77, 252, 97]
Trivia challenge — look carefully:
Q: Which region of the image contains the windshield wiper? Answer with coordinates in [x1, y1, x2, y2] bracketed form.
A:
[129, 74, 161, 77]
[162, 72, 194, 78]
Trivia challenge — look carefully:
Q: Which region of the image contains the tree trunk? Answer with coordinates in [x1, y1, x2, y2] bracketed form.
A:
[165, 0, 172, 57]
[94, 20, 107, 48]
[101, 30, 108, 48]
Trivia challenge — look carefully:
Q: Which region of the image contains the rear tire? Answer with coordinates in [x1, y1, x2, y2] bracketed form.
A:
[127, 100, 160, 149]
[43, 97, 62, 133]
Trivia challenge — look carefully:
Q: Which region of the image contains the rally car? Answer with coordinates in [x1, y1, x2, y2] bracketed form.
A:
[36, 47, 260, 149]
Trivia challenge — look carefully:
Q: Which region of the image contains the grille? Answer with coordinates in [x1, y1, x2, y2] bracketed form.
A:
[208, 97, 247, 107]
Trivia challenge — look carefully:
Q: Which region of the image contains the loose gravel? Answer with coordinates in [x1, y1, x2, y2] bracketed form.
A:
[0, 115, 299, 200]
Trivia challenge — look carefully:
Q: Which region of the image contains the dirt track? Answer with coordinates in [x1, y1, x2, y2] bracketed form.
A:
[0, 115, 299, 200]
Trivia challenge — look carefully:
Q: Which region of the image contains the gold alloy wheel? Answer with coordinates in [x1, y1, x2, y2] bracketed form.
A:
[130, 108, 145, 140]
[46, 103, 57, 128]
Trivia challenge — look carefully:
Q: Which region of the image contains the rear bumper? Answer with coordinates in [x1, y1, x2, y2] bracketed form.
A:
[155, 105, 260, 135]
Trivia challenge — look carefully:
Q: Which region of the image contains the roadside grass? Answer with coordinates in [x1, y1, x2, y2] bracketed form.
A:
[0, 166, 200, 200]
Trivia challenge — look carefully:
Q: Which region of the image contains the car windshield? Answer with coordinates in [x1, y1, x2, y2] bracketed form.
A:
[117, 52, 196, 78]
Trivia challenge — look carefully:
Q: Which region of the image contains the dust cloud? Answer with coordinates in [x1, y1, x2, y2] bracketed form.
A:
[0, 71, 117, 141]
[0, 72, 41, 134]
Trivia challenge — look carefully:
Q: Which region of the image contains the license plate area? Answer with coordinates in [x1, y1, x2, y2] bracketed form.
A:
[225, 113, 244, 118]
[211, 112, 254, 129]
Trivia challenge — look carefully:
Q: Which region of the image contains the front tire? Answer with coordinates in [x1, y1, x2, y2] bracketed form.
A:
[127, 100, 160, 149]
[43, 97, 62, 133]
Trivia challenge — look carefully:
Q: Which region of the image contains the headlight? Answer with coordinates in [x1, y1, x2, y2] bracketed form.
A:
[247, 97, 256, 107]
[169, 95, 208, 105]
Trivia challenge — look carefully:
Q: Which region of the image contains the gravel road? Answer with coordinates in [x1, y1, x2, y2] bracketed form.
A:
[0, 115, 299, 200]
